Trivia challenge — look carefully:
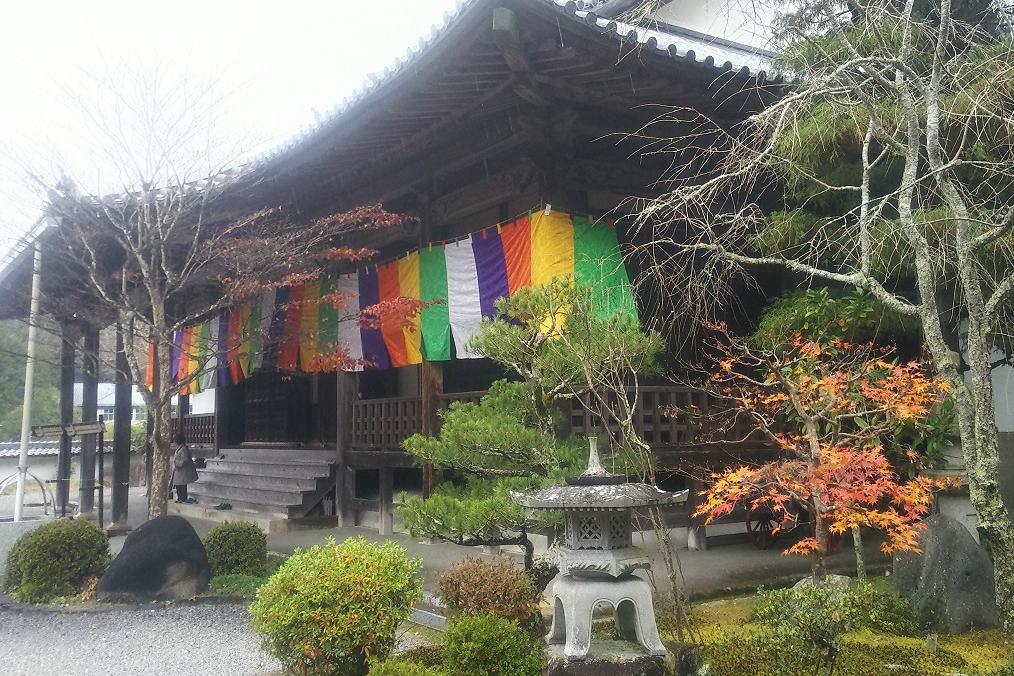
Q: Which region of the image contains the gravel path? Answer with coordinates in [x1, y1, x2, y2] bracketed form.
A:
[0, 602, 280, 676]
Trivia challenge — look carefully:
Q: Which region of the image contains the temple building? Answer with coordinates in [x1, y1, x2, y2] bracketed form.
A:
[0, 0, 780, 534]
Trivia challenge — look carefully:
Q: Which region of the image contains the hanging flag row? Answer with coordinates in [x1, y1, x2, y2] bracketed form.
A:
[151, 210, 636, 393]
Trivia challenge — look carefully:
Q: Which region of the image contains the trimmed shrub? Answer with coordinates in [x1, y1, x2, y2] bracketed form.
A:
[3, 534, 28, 592]
[203, 521, 267, 576]
[368, 659, 443, 676]
[700, 630, 810, 676]
[5, 519, 110, 603]
[701, 629, 971, 675]
[852, 583, 924, 636]
[442, 614, 543, 676]
[436, 557, 541, 631]
[751, 583, 861, 663]
[398, 646, 444, 668]
[208, 573, 267, 598]
[250, 536, 422, 676]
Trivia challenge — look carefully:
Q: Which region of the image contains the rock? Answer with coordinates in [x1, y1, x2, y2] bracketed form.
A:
[792, 573, 853, 592]
[97, 516, 210, 601]
[894, 513, 999, 633]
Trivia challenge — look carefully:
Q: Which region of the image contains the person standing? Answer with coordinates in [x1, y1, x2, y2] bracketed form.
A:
[171, 431, 198, 503]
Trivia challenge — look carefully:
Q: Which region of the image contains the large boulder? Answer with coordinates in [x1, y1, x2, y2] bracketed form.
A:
[894, 513, 999, 633]
[97, 515, 210, 601]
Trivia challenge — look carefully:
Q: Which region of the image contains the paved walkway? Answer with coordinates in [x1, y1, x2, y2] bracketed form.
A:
[11, 488, 888, 597]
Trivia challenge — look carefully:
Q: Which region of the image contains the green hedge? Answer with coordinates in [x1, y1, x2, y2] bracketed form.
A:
[368, 660, 443, 676]
[208, 573, 267, 598]
[701, 631, 971, 676]
[203, 521, 267, 576]
[4, 519, 110, 603]
[442, 614, 543, 676]
[250, 536, 422, 676]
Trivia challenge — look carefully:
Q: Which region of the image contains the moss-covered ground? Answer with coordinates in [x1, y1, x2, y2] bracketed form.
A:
[677, 576, 1012, 675]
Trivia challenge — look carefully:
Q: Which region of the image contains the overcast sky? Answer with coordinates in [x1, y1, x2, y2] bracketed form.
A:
[0, 0, 461, 257]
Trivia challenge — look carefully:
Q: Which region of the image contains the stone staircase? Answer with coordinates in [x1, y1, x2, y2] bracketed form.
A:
[189, 447, 337, 520]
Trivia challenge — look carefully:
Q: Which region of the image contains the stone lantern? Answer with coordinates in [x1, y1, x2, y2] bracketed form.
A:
[512, 438, 688, 665]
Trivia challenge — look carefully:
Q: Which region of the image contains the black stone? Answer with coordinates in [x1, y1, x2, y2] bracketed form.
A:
[97, 515, 211, 601]
[894, 513, 999, 633]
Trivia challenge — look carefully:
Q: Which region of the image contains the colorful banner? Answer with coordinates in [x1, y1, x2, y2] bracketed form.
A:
[152, 210, 635, 389]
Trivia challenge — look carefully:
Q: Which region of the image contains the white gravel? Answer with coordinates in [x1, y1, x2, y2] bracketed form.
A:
[0, 602, 280, 676]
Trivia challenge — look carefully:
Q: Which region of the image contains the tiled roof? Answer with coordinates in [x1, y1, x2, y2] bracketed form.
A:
[253, 0, 775, 168]
[0, 441, 81, 459]
[0, 0, 778, 296]
[559, 1, 774, 78]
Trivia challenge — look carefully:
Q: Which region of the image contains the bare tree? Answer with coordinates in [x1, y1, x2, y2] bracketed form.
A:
[629, 0, 1014, 627]
[32, 67, 417, 519]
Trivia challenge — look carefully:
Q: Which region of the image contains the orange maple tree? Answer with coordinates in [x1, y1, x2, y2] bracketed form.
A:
[690, 322, 954, 579]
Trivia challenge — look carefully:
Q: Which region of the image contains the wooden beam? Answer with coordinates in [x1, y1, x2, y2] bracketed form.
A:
[378, 466, 393, 535]
[56, 324, 76, 515]
[335, 371, 357, 527]
[78, 326, 99, 513]
[111, 324, 131, 528]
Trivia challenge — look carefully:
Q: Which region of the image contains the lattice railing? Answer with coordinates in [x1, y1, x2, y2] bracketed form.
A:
[350, 396, 422, 449]
[348, 386, 758, 451]
[183, 413, 215, 449]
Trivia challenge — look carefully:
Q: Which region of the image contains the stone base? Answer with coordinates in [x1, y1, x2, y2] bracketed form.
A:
[545, 641, 673, 676]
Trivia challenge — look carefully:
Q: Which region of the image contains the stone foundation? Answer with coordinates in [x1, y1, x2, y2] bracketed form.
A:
[544, 641, 673, 676]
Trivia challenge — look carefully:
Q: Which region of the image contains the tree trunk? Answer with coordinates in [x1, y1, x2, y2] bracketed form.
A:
[852, 524, 866, 584]
[812, 512, 830, 582]
[958, 391, 1014, 631]
[147, 343, 174, 519]
[928, 325, 1014, 631]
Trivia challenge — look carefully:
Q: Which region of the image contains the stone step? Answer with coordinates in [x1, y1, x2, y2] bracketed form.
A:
[217, 447, 336, 463]
[196, 470, 320, 492]
[172, 498, 294, 521]
[204, 459, 330, 479]
[189, 481, 306, 508]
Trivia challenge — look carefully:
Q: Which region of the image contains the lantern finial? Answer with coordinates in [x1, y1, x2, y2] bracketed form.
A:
[584, 435, 608, 476]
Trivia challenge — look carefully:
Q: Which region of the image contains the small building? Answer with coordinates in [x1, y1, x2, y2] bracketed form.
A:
[73, 383, 147, 425]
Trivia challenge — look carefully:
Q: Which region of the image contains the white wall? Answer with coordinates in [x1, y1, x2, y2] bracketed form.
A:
[189, 390, 216, 415]
[654, 0, 777, 49]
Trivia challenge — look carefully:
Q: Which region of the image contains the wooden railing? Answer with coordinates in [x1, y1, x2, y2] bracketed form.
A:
[437, 390, 485, 407]
[569, 386, 757, 446]
[351, 396, 422, 449]
[183, 413, 215, 449]
[350, 386, 758, 452]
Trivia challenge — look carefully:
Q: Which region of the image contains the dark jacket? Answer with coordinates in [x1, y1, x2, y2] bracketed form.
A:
[172, 444, 199, 486]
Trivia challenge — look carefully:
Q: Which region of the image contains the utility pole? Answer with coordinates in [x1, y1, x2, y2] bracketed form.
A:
[13, 244, 42, 522]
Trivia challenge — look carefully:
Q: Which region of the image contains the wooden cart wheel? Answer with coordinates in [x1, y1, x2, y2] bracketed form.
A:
[746, 506, 779, 550]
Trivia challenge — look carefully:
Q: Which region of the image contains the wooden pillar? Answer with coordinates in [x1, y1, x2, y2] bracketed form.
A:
[78, 326, 100, 513]
[213, 385, 228, 456]
[335, 371, 357, 526]
[111, 325, 131, 528]
[56, 325, 76, 515]
[420, 361, 443, 498]
[378, 466, 393, 536]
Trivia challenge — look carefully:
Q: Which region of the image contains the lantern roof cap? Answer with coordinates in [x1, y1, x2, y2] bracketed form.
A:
[511, 482, 687, 510]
